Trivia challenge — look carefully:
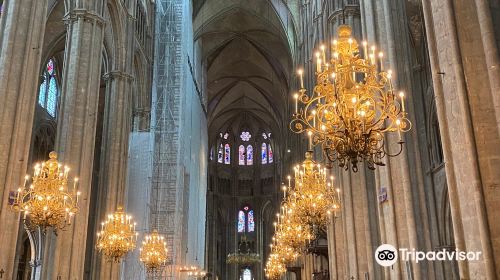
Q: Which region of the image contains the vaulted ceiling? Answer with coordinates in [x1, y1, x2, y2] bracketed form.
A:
[193, 0, 297, 145]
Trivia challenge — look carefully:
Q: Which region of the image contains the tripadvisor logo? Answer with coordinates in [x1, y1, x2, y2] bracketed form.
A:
[374, 244, 482, 267]
[375, 244, 398, 267]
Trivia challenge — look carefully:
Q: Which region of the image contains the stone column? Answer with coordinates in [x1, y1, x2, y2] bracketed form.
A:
[421, 0, 499, 277]
[0, 0, 48, 278]
[47, 2, 106, 279]
[94, 70, 133, 280]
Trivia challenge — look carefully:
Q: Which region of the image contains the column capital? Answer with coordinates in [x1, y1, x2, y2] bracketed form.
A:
[103, 70, 134, 81]
[63, 9, 106, 26]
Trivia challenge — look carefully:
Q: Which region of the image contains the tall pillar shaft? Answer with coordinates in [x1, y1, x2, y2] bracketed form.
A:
[95, 71, 133, 280]
[0, 0, 48, 278]
[49, 5, 106, 279]
[421, 0, 499, 277]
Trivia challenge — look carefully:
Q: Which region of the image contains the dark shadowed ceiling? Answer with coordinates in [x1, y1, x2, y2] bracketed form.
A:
[193, 0, 297, 146]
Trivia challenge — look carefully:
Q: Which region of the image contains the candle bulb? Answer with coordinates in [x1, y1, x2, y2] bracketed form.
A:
[74, 178, 79, 192]
[388, 70, 394, 92]
[312, 110, 317, 128]
[362, 41, 368, 59]
[378, 52, 384, 71]
[308, 131, 313, 150]
[399, 91, 405, 112]
[396, 119, 402, 142]
[320, 45, 326, 63]
[298, 69, 304, 89]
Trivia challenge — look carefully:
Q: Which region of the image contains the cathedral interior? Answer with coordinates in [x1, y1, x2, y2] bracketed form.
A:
[0, 0, 499, 279]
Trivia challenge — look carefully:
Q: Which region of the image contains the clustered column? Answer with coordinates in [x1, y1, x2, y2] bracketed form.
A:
[0, 0, 49, 278]
[48, 2, 106, 279]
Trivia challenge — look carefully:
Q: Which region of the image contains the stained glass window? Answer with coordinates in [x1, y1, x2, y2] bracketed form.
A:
[38, 59, 59, 117]
[223, 133, 229, 140]
[224, 144, 231, 164]
[247, 210, 255, 232]
[238, 210, 246, 233]
[210, 147, 214, 161]
[238, 145, 245, 165]
[268, 144, 273, 163]
[242, 269, 252, 280]
[261, 143, 267, 164]
[218, 144, 223, 163]
[240, 131, 251, 141]
[246, 145, 253, 165]
[262, 132, 267, 139]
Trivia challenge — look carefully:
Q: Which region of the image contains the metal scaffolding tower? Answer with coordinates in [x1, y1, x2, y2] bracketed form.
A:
[151, 0, 184, 278]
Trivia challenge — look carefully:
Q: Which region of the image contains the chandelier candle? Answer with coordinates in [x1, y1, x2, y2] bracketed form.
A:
[290, 25, 411, 171]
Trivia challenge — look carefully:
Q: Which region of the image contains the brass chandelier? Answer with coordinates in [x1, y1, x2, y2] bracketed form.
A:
[179, 265, 207, 278]
[11, 151, 80, 231]
[96, 206, 138, 262]
[139, 230, 168, 273]
[286, 151, 341, 232]
[290, 25, 411, 171]
[264, 252, 287, 280]
[273, 193, 312, 251]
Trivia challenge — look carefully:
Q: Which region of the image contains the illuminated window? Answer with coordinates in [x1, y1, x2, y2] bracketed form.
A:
[261, 143, 267, 164]
[238, 145, 245, 165]
[247, 210, 255, 232]
[218, 144, 223, 163]
[268, 144, 273, 163]
[246, 145, 253, 165]
[238, 210, 246, 233]
[237, 206, 255, 233]
[210, 147, 214, 161]
[38, 59, 59, 117]
[242, 268, 252, 280]
[224, 144, 231, 164]
[240, 131, 251, 141]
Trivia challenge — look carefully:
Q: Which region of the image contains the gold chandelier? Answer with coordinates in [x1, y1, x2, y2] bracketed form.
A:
[290, 25, 411, 171]
[11, 151, 80, 230]
[264, 252, 287, 280]
[139, 230, 168, 273]
[96, 206, 138, 262]
[286, 151, 341, 232]
[179, 265, 207, 278]
[273, 195, 312, 251]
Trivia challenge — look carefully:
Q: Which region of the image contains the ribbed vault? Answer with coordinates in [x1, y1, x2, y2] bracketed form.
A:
[194, 0, 296, 147]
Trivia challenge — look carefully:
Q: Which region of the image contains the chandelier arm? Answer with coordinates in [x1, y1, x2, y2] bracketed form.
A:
[384, 141, 405, 157]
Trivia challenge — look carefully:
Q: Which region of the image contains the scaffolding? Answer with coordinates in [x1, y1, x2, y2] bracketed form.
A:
[151, 0, 184, 278]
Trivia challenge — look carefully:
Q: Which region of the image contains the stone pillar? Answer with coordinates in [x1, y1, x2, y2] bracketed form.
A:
[47, 2, 106, 279]
[0, 0, 48, 278]
[94, 70, 133, 280]
[421, 0, 499, 277]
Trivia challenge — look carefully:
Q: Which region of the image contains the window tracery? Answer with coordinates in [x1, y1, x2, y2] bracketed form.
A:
[38, 59, 59, 117]
[237, 206, 255, 233]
